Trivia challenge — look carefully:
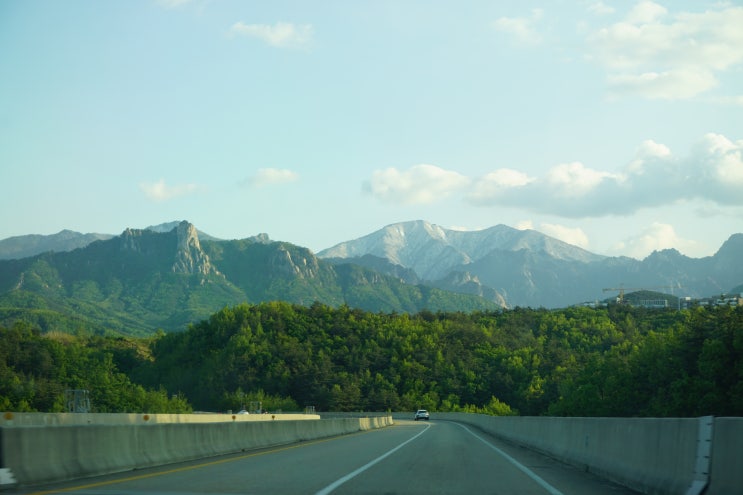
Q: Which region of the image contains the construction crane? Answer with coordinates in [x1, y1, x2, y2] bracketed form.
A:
[602, 285, 682, 304]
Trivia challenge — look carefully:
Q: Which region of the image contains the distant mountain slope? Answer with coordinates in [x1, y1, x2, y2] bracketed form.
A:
[2, 220, 741, 312]
[318, 221, 743, 308]
[0, 222, 222, 260]
[0, 222, 498, 336]
[0, 230, 114, 260]
[318, 220, 604, 280]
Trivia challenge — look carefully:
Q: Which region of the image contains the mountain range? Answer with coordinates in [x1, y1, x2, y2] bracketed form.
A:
[0, 221, 498, 336]
[319, 220, 743, 307]
[1, 220, 741, 336]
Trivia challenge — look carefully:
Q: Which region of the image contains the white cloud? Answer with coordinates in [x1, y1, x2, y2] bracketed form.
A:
[468, 169, 534, 203]
[139, 179, 199, 201]
[626, 139, 671, 174]
[540, 223, 590, 249]
[545, 161, 619, 198]
[469, 133, 743, 216]
[229, 22, 314, 49]
[611, 222, 700, 259]
[689, 133, 743, 204]
[625, 1, 666, 25]
[607, 68, 718, 99]
[492, 9, 544, 45]
[368, 133, 743, 217]
[588, 2, 616, 16]
[246, 168, 299, 187]
[587, 3, 743, 100]
[468, 161, 625, 217]
[365, 164, 470, 205]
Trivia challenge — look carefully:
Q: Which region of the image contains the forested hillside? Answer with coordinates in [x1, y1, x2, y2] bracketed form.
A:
[2, 303, 741, 417]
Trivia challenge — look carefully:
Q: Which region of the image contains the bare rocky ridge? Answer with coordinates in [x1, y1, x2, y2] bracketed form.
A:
[172, 221, 215, 276]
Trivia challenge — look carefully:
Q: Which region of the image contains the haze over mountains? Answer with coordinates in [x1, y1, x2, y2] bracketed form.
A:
[0, 220, 741, 333]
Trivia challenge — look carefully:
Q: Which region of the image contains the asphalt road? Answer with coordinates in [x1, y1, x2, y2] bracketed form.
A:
[16, 420, 639, 495]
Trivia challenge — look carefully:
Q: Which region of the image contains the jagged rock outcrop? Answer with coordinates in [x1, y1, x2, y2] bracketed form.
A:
[270, 244, 319, 278]
[172, 221, 216, 275]
[120, 228, 144, 252]
[119, 222, 216, 275]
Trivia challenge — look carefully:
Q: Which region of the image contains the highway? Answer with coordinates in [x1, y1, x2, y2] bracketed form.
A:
[15, 420, 639, 495]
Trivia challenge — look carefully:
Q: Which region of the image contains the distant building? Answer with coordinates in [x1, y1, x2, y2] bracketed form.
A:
[689, 293, 742, 308]
[637, 299, 669, 309]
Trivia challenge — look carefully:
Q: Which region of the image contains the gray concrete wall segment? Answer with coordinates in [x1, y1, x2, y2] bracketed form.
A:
[1, 416, 393, 487]
[686, 415, 713, 495]
[2, 413, 738, 493]
[0, 412, 321, 427]
[430, 413, 702, 495]
[706, 417, 743, 495]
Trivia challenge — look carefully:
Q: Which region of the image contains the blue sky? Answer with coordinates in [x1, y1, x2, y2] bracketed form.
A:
[1, 0, 742, 259]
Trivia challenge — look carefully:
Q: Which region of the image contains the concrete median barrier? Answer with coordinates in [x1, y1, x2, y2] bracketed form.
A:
[0, 412, 321, 427]
[421, 413, 742, 495]
[0, 415, 393, 487]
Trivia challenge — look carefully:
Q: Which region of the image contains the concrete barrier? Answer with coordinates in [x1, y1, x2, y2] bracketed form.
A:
[4, 412, 740, 493]
[0, 415, 393, 487]
[416, 413, 742, 495]
[706, 417, 743, 495]
[0, 412, 320, 427]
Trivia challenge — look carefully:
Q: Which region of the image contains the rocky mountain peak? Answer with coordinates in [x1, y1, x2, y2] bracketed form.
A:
[172, 221, 215, 275]
[120, 227, 145, 252]
[318, 220, 604, 281]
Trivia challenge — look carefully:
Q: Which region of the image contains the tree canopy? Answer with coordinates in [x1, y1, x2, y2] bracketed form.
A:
[2, 302, 741, 417]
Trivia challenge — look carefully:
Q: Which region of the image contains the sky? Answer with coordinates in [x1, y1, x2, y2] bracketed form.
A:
[1, 0, 742, 260]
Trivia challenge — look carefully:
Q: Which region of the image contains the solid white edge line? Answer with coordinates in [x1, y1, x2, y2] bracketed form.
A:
[314, 423, 431, 495]
[455, 422, 565, 495]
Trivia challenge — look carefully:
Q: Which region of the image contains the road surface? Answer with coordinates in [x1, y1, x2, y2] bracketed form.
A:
[15, 420, 639, 495]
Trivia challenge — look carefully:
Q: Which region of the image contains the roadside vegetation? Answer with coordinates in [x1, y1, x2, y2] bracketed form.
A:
[1, 302, 741, 416]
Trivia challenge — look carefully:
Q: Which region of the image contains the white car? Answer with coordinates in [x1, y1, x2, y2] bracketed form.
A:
[414, 409, 429, 421]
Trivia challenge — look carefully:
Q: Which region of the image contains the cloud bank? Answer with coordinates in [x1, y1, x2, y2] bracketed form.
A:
[364, 164, 470, 205]
[610, 222, 701, 259]
[367, 133, 743, 216]
[587, 2, 743, 100]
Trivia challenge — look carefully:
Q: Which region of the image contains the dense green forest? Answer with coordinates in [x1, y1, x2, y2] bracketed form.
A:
[2, 302, 742, 417]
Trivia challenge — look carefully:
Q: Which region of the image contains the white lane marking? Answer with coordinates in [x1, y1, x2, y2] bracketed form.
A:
[455, 422, 565, 495]
[314, 423, 431, 495]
